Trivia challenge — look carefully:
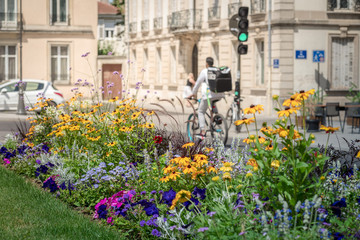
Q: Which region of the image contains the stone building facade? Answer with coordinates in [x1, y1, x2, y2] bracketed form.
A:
[0, 0, 98, 99]
[125, 0, 360, 115]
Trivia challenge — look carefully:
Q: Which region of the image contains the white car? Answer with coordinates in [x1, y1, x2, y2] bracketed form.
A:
[0, 79, 65, 111]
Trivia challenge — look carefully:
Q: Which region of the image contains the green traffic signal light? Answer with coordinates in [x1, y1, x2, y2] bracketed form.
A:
[238, 32, 248, 42]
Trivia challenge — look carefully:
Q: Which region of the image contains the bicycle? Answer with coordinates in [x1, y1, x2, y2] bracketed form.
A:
[226, 82, 244, 133]
[186, 98, 228, 144]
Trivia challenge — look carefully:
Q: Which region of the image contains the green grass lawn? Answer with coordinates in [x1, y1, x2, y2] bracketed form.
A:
[0, 166, 124, 240]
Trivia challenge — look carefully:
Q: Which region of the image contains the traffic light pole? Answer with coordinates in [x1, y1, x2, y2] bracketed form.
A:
[17, 0, 26, 115]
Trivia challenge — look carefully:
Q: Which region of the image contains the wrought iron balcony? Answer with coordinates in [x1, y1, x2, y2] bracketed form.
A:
[153, 17, 162, 30]
[129, 22, 137, 33]
[167, 9, 202, 31]
[208, 6, 221, 21]
[0, 12, 19, 29]
[251, 0, 266, 14]
[228, 2, 242, 17]
[141, 19, 149, 32]
[327, 0, 360, 11]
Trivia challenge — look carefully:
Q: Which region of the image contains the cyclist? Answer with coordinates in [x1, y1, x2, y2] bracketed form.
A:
[187, 57, 225, 139]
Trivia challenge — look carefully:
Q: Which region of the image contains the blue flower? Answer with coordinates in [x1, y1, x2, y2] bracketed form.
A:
[161, 188, 176, 206]
[151, 229, 161, 237]
[0, 146, 8, 154]
[192, 187, 206, 200]
[139, 220, 146, 227]
[42, 178, 58, 192]
[357, 196, 360, 205]
[41, 144, 49, 153]
[151, 190, 157, 195]
[333, 232, 344, 240]
[331, 198, 347, 217]
[144, 203, 159, 216]
[140, 191, 146, 195]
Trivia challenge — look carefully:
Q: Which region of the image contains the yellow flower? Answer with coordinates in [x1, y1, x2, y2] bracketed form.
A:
[204, 147, 214, 153]
[257, 136, 266, 144]
[260, 126, 274, 135]
[168, 171, 181, 181]
[357, 151, 360, 158]
[236, 184, 243, 189]
[108, 96, 119, 102]
[145, 123, 154, 129]
[178, 157, 191, 166]
[147, 111, 155, 116]
[234, 117, 255, 126]
[212, 176, 220, 181]
[246, 172, 253, 178]
[176, 190, 191, 203]
[220, 162, 234, 172]
[183, 164, 197, 174]
[271, 160, 280, 170]
[320, 176, 325, 181]
[244, 104, 263, 115]
[272, 95, 279, 100]
[222, 172, 232, 181]
[131, 111, 142, 120]
[207, 166, 217, 174]
[160, 176, 170, 183]
[163, 165, 175, 174]
[265, 144, 273, 151]
[182, 142, 195, 148]
[294, 89, 315, 101]
[282, 97, 302, 108]
[193, 154, 208, 167]
[246, 159, 259, 171]
[320, 125, 339, 134]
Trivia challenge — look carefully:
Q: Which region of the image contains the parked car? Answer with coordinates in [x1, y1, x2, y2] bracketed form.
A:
[0, 79, 65, 111]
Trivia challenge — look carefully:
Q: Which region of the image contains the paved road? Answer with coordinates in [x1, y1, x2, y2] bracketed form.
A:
[1, 110, 360, 151]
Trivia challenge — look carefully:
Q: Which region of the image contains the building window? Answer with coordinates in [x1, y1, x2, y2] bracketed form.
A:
[50, 0, 68, 24]
[328, 0, 360, 11]
[212, 42, 219, 67]
[170, 46, 176, 83]
[51, 45, 69, 83]
[331, 37, 355, 89]
[143, 49, 148, 83]
[0, 0, 16, 23]
[255, 40, 264, 85]
[156, 48, 162, 84]
[0, 45, 17, 81]
[251, 0, 266, 14]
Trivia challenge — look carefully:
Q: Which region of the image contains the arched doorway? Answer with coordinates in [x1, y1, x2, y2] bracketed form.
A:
[192, 44, 198, 79]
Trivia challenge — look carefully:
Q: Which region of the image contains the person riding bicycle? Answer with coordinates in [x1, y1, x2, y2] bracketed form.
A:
[187, 57, 225, 139]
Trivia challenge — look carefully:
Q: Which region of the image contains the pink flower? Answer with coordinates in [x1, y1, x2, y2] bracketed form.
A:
[3, 158, 10, 165]
[107, 217, 113, 224]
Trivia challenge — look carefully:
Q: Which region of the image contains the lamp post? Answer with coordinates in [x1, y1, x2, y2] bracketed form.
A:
[17, 0, 26, 115]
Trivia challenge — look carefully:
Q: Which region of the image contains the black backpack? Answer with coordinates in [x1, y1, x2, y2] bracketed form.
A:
[207, 66, 232, 93]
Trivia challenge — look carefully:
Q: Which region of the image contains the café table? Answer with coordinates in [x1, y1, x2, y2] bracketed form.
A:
[315, 104, 360, 133]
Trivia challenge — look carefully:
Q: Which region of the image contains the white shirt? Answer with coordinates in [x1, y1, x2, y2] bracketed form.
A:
[191, 68, 225, 100]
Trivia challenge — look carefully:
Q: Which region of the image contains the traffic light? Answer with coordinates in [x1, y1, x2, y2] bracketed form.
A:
[237, 7, 249, 55]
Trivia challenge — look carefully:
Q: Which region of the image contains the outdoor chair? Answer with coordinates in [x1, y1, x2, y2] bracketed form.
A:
[345, 102, 360, 134]
[325, 102, 341, 129]
[314, 106, 325, 125]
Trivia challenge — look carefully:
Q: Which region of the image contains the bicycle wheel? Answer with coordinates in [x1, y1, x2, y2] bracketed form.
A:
[226, 107, 243, 133]
[186, 113, 198, 142]
[211, 114, 228, 145]
[187, 113, 210, 142]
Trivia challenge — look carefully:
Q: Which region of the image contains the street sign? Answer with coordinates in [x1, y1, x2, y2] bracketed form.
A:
[273, 59, 279, 68]
[313, 50, 325, 63]
[295, 50, 307, 59]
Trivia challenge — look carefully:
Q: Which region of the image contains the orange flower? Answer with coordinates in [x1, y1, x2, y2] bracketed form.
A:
[244, 104, 263, 115]
[246, 158, 259, 171]
[283, 97, 302, 108]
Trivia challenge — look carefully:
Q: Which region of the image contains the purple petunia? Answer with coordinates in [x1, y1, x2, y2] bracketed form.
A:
[161, 188, 176, 206]
[151, 229, 161, 237]
[197, 227, 209, 232]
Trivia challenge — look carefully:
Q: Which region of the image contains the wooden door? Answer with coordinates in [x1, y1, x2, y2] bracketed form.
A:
[102, 64, 122, 100]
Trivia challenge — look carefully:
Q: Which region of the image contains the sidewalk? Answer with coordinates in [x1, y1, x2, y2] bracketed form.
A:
[1, 110, 359, 151]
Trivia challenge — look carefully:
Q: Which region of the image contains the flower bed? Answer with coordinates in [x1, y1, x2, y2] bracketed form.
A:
[1, 89, 360, 239]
